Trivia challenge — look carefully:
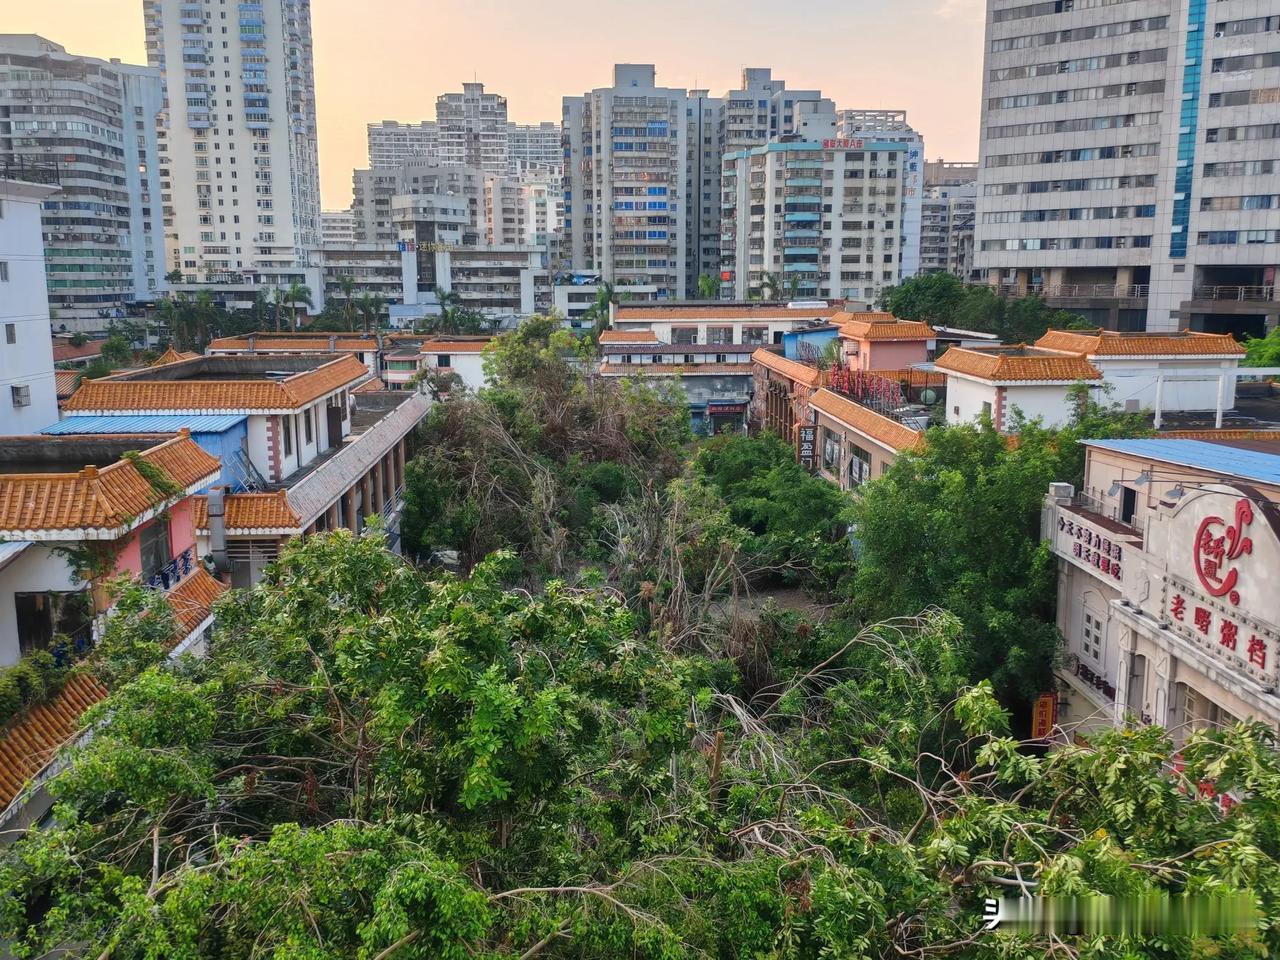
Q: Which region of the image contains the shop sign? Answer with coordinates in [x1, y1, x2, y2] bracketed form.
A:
[798, 425, 817, 471]
[1054, 513, 1126, 582]
[1031, 692, 1058, 739]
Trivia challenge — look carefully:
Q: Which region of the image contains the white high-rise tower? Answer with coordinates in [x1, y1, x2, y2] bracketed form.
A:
[145, 0, 321, 290]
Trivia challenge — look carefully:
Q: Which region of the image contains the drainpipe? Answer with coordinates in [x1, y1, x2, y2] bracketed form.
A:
[208, 487, 230, 574]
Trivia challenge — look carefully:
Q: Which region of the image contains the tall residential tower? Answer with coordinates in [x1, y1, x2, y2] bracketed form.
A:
[974, 0, 1280, 334]
[145, 0, 322, 289]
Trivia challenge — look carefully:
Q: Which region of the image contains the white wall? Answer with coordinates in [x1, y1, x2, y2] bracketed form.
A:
[0, 546, 80, 667]
[1002, 383, 1082, 430]
[945, 375, 998, 428]
[1094, 358, 1239, 414]
[424, 352, 487, 391]
[0, 181, 59, 433]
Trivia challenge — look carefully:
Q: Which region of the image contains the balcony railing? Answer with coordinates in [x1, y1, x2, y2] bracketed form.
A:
[1039, 284, 1151, 299]
[147, 546, 197, 591]
[1192, 285, 1275, 302]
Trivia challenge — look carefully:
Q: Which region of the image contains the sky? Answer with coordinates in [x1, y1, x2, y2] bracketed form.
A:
[11, 0, 986, 209]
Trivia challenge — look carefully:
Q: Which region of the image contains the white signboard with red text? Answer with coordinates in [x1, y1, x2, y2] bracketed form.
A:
[1146, 486, 1280, 687]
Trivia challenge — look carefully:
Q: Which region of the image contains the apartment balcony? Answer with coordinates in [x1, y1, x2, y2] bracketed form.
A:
[146, 545, 199, 592]
[1192, 285, 1275, 302]
[784, 212, 820, 222]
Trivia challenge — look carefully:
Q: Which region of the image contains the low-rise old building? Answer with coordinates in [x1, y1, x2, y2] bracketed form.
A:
[935, 345, 1104, 431]
[1044, 436, 1280, 750]
[598, 340, 757, 434]
[611, 301, 845, 347]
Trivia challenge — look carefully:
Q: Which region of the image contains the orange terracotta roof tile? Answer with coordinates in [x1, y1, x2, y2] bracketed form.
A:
[151, 347, 202, 366]
[51, 340, 104, 363]
[614, 304, 845, 321]
[167, 568, 228, 642]
[1034, 328, 1245, 358]
[599, 363, 752, 376]
[836, 312, 935, 341]
[0, 435, 219, 538]
[54, 369, 81, 399]
[417, 340, 491, 354]
[0, 673, 108, 811]
[599, 330, 660, 344]
[208, 335, 380, 352]
[64, 354, 369, 413]
[811, 389, 925, 453]
[751, 348, 822, 388]
[353, 377, 386, 394]
[191, 490, 302, 534]
[936, 346, 1102, 383]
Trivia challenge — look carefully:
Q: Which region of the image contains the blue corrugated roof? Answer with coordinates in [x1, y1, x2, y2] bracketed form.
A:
[40, 414, 247, 435]
[1085, 438, 1280, 486]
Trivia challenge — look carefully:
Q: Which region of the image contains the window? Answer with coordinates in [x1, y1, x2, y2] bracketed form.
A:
[304, 409, 313, 444]
[0, 261, 8, 282]
[139, 517, 172, 583]
[1120, 486, 1137, 526]
[1081, 608, 1104, 663]
[282, 416, 293, 456]
[847, 443, 872, 488]
[10, 384, 30, 407]
[821, 430, 840, 473]
[5, 323, 14, 344]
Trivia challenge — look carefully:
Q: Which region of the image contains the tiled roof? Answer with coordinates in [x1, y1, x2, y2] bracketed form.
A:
[54, 370, 81, 399]
[1035, 328, 1246, 358]
[167, 568, 228, 641]
[614, 304, 845, 321]
[192, 490, 302, 534]
[599, 330, 659, 344]
[0, 435, 219, 538]
[417, 340, 491, 354]
[207, 335, 379, 353]
[353, 377, 386, 394]
[811, 389, 925, 453]
[598, 363, 754, 376]
[152, 347, 200, 366]
[0, 673, 108, 812]
[936, 346, 1102, 384]
[837, 312, 935, 341]
[51, 340, 104, 363]
[64, 354, 369, 413]
[1160, 429, 1280, 441]
[751, 349, 822, 388]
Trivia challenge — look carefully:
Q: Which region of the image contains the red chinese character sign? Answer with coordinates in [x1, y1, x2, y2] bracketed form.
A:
[1194, 498, 1255, 605]
[1154, 485, 1280, 685]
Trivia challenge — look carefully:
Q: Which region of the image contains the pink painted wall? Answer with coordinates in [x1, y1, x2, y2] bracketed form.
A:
[863, 340, 929, 371]
[108, 497, 198, 579]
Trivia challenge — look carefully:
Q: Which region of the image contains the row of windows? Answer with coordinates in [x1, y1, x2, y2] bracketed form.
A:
[986, 142, 1158, 167]
[987, 111, 1160, 139]
[991, 14, 1167, 51]
[991, 47, 1166, 81]
[1203, 159, 1277, 177]
[1212, 51, 1280, 74]
[1198, 230, 1280, 245]
[992, 0, 1139, 25]
[1200, 195, 1279, 212]
[984, 174, 1156, 196]
[981, 235, 1152, 251]
[1206, 124, 1280, 143]
[1215, 15, 1280, 36]
[1209, 88, 1280, 108]
[988, 79, 1164, 110]
[981, 205, 1155, 223]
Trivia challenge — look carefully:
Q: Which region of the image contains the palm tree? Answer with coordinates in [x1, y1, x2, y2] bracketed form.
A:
[283, 282, 312, 330]
[433, 285, 462, 335]
[250, 289, 271, 331]
[758, 272, 781, 301]
[338, 275, 357, 332]
[585, 281, 615, 340]
[192, 290, 218, 350]
[356, 293, 384, 335]
[270, 287, 285, 333]
[696, 273, 719, 300]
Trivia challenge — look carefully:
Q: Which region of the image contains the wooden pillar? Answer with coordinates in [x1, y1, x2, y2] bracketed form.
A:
[362, 471, 374, 521]
[373, 460, 386, 516]
[326, 502, 340, 532]
[344, 484, 360, 533]
[394, 438, 406, 490]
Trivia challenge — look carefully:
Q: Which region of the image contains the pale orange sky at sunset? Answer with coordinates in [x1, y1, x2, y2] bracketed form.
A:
[9, 0, 985, 209]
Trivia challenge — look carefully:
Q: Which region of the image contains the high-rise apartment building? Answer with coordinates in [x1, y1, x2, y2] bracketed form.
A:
[436, 82, 509, 174]
[721, 109, 907, 305]
[484, 175, 525, 246]
[508, 121, 561, 172]
[145, 0, 322, 288]
[921, 182, 977, 279]
[351, 168, 399, 243]
[0, 36, 166, 327]
[320, 209, 356, 243]
[367, 120, 438, 170]
[837, 110, 924, 279]
[687, 89, 723, 292]
[563, 64, 690, 299]
[974, 0, 1280, 335]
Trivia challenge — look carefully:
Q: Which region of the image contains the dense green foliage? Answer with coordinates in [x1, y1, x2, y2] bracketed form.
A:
[883, 273, 1094, 344]
[4, 533, 1280, 958]
[1243, 326, 1280, 368]
[851, 397, 1151, 712]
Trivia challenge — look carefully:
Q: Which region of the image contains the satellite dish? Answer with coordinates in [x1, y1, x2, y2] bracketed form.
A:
[920, 388, 939, 405]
